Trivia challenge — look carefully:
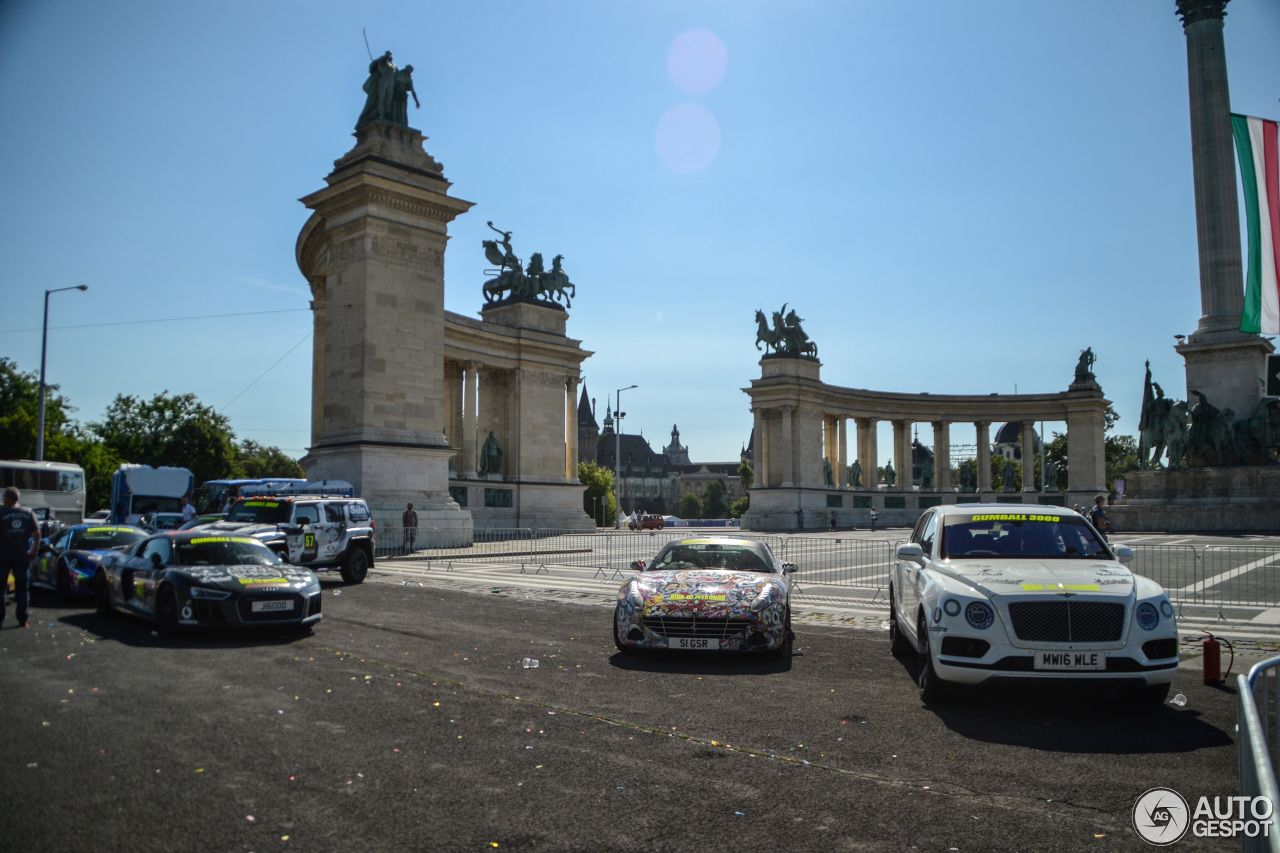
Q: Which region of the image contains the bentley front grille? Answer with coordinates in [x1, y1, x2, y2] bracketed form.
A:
[642, 616, 753, 639]
[1006, 601, 1125, 643]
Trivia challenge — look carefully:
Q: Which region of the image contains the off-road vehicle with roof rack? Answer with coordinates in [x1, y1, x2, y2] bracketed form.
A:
[192, 494, 375, 584]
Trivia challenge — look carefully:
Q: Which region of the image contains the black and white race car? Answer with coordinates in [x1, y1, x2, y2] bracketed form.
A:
[95, 531, 323, 634]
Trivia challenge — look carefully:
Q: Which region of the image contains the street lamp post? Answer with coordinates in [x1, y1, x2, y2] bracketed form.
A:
[36, 284, 89, 461]
[614, 384, 637, 529]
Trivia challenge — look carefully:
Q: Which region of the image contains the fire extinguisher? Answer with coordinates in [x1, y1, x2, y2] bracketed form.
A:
[1201, 631, 1234, 686]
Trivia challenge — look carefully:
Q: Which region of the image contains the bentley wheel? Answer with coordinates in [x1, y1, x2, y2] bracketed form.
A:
[157, 587, 180, 637]
[917, 613, 949, 703]
[613, 609, 632, 653]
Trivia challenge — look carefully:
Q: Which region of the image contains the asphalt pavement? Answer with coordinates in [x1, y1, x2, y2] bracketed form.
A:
[0, 574, 1247, 852]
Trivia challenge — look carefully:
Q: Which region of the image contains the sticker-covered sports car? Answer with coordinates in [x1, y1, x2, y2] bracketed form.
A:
[614, 537, 796, 656]
[95, 531, 322, 635]
[33, 524, 148, 602]
[890, 504, 1178, 704]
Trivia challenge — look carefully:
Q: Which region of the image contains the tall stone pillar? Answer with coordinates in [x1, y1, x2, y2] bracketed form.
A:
[837, 418, 848, 488]
[297, 121, 473, 544]
[565, 377, 579, 481]
[932, 421, 951, 492]
[857, 417, 878, 490]
[307, 278, 326, 448]
[1174, 0, 1274, 415]
[753, 408, 768, 488]
[892, 420, 910, 491]
[462, 362, 479, 478]
[1021, 419, 1038, 492]
[780, 406, 795, 488]
[975, 421, 992, 493]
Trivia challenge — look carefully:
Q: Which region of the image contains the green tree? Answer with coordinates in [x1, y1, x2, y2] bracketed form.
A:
[0, 358, 76, 460]
[577, 461, 615, 527]
[92, 391, 238, 486]
[738, 460, 754, 492]
[678, 492, 702, 519]
[729, 496, 750, 518]
[235, 440, 304, 479]
[702, 480, 728, 518]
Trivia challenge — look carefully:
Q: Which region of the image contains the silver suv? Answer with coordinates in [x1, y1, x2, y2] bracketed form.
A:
[196, 496, 375, 584]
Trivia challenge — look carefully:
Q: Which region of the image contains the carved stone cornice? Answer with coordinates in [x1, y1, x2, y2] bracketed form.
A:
[306, 179, 473, 225]
[1176, 0, 1229, 28]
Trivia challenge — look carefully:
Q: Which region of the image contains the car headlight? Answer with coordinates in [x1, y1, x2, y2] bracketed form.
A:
[1136, 602, 1159, 630]
[965, 601, 994, 630]
[1160, 599, 1174, 618]
[943, 599, 961, 617]
[189, 587, 232, 601]
[626, 581, 647, 608]
[750, 584, 781, 612]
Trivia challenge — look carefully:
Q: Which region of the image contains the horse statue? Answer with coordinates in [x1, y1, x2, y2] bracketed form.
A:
[782, 308, 817, 357]
[754, 309, 783, 352]
[482, 221, 527, 303]
[538, 254, 575, 307]
[1162, 400, 1190, 470]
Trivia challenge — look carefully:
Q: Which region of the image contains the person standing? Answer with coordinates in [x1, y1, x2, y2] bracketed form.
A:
[830, 511, 837, 532]
[1, 487, 39, 629]
[869, 506, 878, 532]
[402, 502, 418, 552]
[179, 496, 197, 524]
[1088, 495, 1111, 542]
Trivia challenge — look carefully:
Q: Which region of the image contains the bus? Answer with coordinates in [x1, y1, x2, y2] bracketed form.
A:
[0, 460, 86, 527]
[193, 478, 307, 514]
[109, 464, 194, 525]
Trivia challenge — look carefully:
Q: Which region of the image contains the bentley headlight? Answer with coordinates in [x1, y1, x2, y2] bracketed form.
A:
[965, 601, 994, 630]
[189, 587, 232, 601]
[1160, 599, 1174, 618]
[1136, 602, 1159, 630]
[943, 599, 961, 617]
[626, 581, 646, 608]
[750, 584, 780, 612]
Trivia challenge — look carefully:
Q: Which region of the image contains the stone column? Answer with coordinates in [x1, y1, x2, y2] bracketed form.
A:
[780, 406, 795, 488]
[462, 362, 479, 478]
[1021, 419, 1038, 492]
[565, 377, 580, 481]
[753, 408, 768, 488]
[823, 415, 836, 485]
[857, 417, 878, 490]
[1066, 407, 1107, 497]
[307, 278, 326, 448]
[891, 420, 910, 491]
[837, 418, 848, 489]
[1177, 0, 1244, 341]
[976, 421, 992, 493]
[933, 421, 951, 492]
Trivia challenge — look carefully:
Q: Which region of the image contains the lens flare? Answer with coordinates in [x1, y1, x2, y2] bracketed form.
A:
[655, 103, 720, 174]
[667, 29, 727, 95]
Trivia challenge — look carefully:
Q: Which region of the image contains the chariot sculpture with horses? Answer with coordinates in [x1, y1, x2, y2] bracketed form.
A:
[481, 222, 577, 308]
[754, 302, 817, 358]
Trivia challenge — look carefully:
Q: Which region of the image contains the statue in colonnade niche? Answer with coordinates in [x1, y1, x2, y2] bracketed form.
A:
[1001, 457, 1017, 492]
[479, 431, 504, 477]
[848, 459, 862, 489]
[1044, 460, 1059, 492]
[883, 459, 896, 488]
[823, 457, 834, 488]
[959, 461, 975, 493]
[921, 458, 935, 491]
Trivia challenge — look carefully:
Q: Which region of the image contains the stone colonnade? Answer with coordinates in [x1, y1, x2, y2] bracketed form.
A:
[741, 357, 1109, 531]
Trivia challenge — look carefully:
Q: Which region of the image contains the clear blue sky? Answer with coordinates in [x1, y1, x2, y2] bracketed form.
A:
[1, 1, 1277, 468]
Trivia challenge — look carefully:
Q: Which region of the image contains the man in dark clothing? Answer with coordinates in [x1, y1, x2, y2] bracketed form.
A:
[1088, 494, 1111, 542]
[1, 487, 39, 628]
[402, 502, 418, 552]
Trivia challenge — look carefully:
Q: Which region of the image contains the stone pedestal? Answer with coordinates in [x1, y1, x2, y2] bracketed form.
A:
[1176, 335, 1275, 422]
[297, 121, 474, 545]
[1111, 467, 1280, 532]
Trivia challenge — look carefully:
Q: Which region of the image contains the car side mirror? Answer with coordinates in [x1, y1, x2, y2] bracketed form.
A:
[298, 517, 310, 526]
[149, 553, 163, 568]
[630, 559, 646, 571]
[1114, 544, 1134, 564]
[896, 543, 925, 563]
[782, 562, 798, 574]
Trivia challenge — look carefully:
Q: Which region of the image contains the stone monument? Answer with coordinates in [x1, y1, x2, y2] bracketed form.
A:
[296, 53, 474, 544]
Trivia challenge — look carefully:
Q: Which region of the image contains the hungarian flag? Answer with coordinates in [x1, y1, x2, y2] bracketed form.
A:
[1232, 114, 1279, 335]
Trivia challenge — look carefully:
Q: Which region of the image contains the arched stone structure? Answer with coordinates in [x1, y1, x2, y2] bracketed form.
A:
[741, 356, 1109, 530]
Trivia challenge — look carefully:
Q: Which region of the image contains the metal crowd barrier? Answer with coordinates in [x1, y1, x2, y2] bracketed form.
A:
[1239, 657, 1280, 852]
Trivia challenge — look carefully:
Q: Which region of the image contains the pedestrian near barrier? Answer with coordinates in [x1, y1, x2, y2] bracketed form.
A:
[869, 506, 878, 532]
[1089, 494, 1110, 542]
[0, 487, 39, 629]
[402, 502, 418, 552]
